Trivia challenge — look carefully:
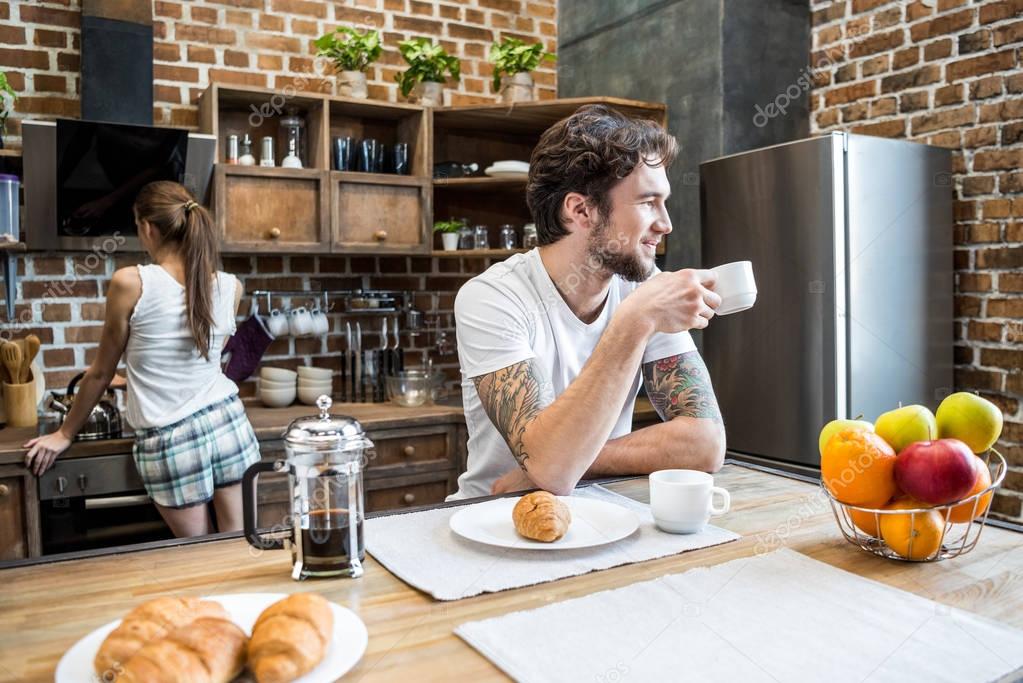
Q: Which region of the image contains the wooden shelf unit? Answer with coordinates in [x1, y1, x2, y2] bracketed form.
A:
[431, 249, 526, 258]
[198, 85, 668, 256]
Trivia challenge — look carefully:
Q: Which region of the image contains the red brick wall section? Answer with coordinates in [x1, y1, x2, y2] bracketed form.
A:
[0, 0, 557, 399]
[809, 0, 1023, 523]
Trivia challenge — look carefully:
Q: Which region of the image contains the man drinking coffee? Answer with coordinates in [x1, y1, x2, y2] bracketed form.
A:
[449, 105, 724, 500]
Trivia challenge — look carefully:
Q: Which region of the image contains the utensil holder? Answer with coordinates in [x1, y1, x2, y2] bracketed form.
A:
[3, 380, 37, 427]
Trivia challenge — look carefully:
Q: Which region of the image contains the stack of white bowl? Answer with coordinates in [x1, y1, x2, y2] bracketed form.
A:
[297, 366, 333, 405]
[260, 367, 297, 407]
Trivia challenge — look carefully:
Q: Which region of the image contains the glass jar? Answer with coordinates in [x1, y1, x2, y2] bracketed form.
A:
[523, 223, 538, 249]
[498, 224, 517, 250]
[278, 107, 307, 167]
[457, 225, 474, 250]
[473, 224, 490, 250]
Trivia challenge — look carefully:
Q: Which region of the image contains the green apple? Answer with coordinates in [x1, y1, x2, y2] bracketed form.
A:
[874, 404, 937, 453]
[818, 418, 874, 455]
[936, 392, 1003, 453]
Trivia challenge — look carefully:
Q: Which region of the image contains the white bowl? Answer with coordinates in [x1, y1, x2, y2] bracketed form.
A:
[297, 366, 333, 380]
[297, 378, 332, 390]
[298, 386, 332, 405]
[260, 376, 296, 390]
[260, 387, 296, 408]
[260, 366, 297, 382]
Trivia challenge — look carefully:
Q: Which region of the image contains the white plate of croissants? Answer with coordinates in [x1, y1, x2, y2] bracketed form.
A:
[56, 592, 368, 683]
[449, 491, 640, 550]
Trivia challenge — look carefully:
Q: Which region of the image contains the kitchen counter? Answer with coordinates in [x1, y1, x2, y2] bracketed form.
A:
[0, 398, 660, 466]
[2, 460, 1021, 681]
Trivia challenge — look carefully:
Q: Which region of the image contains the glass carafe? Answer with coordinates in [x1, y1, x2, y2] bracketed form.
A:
[243, 396, 372, 580]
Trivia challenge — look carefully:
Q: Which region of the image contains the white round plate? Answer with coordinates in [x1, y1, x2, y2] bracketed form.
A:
[449, 496, 640, 550]
[55, 593, 368, 683]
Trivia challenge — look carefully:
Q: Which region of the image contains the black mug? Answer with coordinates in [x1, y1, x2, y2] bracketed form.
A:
[332, 136, 354, 171]
[392, 143, 410, 175]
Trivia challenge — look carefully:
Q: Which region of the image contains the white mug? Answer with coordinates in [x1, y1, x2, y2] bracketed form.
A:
[288, 307, 313, 337]
[310, 308, 330, 336]
[649, 469, 730, 534]
[709, 260, 757, 315]
[266, 309, 290, 338]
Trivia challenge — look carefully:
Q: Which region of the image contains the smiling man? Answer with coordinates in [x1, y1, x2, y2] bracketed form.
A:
[449, 104, 725, 500]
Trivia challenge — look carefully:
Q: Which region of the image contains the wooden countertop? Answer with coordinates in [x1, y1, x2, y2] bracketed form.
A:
[0, 398, 658, 467]
[2, 461, 1021, 681]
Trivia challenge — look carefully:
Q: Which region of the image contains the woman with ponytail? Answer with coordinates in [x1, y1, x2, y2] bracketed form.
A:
[24, 181, 260, 537]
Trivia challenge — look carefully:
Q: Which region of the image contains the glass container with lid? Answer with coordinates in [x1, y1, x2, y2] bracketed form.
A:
[243, 396, 372, 580]
[278, 107, 307, 167]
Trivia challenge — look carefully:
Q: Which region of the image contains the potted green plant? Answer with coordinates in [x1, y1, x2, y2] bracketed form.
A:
[0, 72, 16, 149]
[433, 219, 462, 251]
[314, 27, 382, 99]
[489, 38, 556, 104]
[395, 38, 460, 107]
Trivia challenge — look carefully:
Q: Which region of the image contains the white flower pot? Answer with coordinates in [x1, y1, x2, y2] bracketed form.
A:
[500, 72, 535, 104]
[414, 81, 444, 107]
[338, 70, 368, 99]
[441, 233, 459, 251]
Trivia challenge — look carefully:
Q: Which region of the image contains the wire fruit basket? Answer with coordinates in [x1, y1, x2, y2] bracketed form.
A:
[822, 448, 1006, 562]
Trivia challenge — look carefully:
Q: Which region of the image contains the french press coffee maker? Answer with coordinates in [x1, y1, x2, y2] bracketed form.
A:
[243, 396, 372, 580]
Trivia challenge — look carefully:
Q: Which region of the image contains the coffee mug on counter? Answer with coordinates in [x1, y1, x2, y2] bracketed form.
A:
[650, 469, 730, 534]
[709, 260, 757, 315]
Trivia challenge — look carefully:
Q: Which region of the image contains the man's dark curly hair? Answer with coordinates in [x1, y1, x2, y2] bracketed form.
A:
[526, 104, 678, 246]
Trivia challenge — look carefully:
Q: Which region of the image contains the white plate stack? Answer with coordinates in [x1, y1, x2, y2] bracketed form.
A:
[297, 366, 333, 405]
[483, 160, 529, 179]
[259, 367, 297, 407]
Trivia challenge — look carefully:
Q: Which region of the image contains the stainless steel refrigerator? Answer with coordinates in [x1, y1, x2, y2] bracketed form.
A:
[700, 132, 953, 473]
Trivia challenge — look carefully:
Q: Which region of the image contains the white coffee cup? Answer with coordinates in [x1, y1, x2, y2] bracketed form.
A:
[266, 309, 290, 338]
[709, 260, 757, 315]
[310, 308, 330, 335]
[288, 307, 313, 337]
[649, 469, 730, 534]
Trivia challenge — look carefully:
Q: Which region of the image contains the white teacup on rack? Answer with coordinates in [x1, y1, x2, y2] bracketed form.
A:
[266, 309, 290, 338]
[310, 307, 330, 335]
[288, 307, 313, 337]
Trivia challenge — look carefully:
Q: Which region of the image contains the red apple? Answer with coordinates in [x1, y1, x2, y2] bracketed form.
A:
[894, 439, 979, 505]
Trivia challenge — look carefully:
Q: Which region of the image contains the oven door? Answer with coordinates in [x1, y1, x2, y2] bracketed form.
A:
[38, 454, 171, 554]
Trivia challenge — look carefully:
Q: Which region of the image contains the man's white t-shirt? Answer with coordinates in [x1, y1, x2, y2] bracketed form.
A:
[449, 249, 696, 500]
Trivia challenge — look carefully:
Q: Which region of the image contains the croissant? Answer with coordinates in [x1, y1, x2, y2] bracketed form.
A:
[513, 491, 572, 542]
[248, 593, 334, 683]
[118, 617, 248, 683]
[94, 596, 229, 678]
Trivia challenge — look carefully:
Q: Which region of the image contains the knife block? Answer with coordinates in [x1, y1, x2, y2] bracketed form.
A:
[2, 380, 37, 428]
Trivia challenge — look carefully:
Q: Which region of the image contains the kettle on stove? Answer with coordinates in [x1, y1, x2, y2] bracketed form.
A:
[47, 372, 123, 441]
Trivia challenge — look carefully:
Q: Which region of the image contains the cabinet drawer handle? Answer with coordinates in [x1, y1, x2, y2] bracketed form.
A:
[0, 483, 9, 497]
[268, 227, 281, 239]
[402, 492, 416, 505]
[402, 445, 416, 458]
[374, 230, 388, 241]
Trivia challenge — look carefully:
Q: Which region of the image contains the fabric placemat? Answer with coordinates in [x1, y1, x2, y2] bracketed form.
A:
[456, 547, 1023, 682]
[364, 485, 740, 601]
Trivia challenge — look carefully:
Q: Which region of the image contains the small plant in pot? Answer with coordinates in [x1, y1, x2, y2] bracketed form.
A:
[489, 38, 556, 104]
[314, 26, 382, 99]
[0, 72, 16, 149]
[395, 38, 460, 107]
[434, 219, 462, 251]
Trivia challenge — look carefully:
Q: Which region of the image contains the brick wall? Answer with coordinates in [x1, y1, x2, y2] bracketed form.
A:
[809, 0, 1022, 522]
[0, 0, 557, 399]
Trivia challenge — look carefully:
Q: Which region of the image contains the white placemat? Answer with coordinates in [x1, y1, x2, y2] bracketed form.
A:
[456, 547, 1023, 682]
[365, 485, 740, 601]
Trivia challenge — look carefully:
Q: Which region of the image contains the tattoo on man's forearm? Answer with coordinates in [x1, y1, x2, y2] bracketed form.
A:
[473, 360, 553, 470]
[642, 351, 723, 425]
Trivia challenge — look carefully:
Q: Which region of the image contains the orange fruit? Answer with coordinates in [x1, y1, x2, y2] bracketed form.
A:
[821, 429, 898, 507]
[879, 499, 944, 560]
[947, 456, 993, 523]
[848, 506, 882, 537]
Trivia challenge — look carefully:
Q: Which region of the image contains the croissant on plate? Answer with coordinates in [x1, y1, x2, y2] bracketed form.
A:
[117, 616, 248, 683]
[93, 596, 229, 679]
[513, 490, 572, 542]
[248, 592, 334, 683]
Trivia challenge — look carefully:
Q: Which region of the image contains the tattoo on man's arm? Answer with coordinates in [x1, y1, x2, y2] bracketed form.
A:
[473, 359, 554, 471]
[642, 351, 723, 425]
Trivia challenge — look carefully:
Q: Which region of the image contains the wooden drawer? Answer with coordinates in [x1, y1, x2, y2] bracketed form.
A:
[367, 478, 450, 513]
[0, 475, 27, 560]
[370, 432, 449, 468]
[330, 173, 430, 253]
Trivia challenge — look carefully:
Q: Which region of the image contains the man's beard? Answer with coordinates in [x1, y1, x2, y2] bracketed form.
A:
[585, 215, 654, 282]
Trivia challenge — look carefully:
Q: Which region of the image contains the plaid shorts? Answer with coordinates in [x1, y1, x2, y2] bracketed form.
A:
[133, 394, 261, 509]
